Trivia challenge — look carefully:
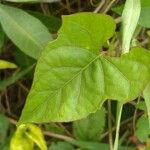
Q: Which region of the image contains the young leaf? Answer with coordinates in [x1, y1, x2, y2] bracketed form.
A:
[0, 59, 17, 69]
[10, 125, 33, 150]
[19, 13, 150, 124]
[25, 124, 47, 150]
[0, 4, 52, 59]
[73, 108, 105, 141]
[122, 0, 141, 53]
[10, 124, 47, 150]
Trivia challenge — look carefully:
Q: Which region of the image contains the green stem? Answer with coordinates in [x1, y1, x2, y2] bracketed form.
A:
[113, 102, 123, 150]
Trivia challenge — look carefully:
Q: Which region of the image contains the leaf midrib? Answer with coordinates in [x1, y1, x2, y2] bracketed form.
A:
[25, 51, 100, 115]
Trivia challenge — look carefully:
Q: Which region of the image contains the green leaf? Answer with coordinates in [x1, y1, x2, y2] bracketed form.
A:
[25, 124, 47, 150]
[135, 115, 150, 142]
[122, 0, 141, 53]
[0, 114, 9, 144]
[49, 142, 74, 150]
[73, 108, 105, 141]
[4, 0, 60, 3]
[143, 82, 150, 127]
[18, 13, 115, 123]
[19, 13, 150, 124]
[28, 11, 61, 33]
[0, 59, 17, 69]
[0, 65, 34, 91]
[0, 4, 52, 59]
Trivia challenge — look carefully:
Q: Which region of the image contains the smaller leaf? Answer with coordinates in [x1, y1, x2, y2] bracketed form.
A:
[73, 108, 105, 141]
[0, 59, 17, 69]
[49, 142, 74, 150]
[25, 124, 47, 150]
[135, 115, 150, 142]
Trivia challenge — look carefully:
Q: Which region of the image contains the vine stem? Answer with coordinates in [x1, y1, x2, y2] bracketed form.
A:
[113, 102, 123, 150]
[93, 0, 105, 13]
[103, 0, 116, 14]
[108, 100, 113, 150]
[133, 96, 141, 132]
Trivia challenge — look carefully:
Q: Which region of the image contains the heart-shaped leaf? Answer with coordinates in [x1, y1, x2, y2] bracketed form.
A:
[19, 13, 150, 124]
